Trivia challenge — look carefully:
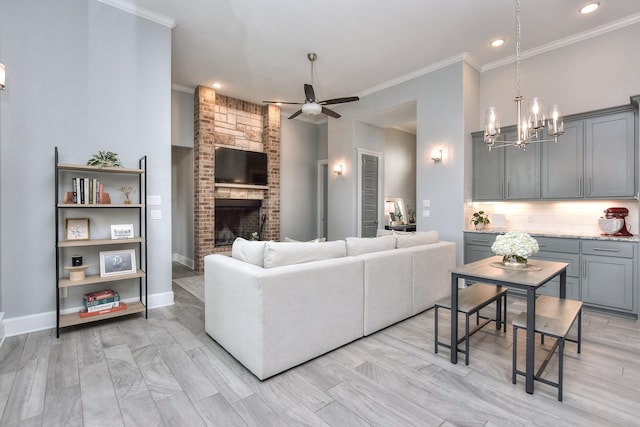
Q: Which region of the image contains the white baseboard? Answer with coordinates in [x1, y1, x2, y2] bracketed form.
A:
[0, 312, 5, 350]
[3, 291, 174, 337]
[172, 253, 194, 270]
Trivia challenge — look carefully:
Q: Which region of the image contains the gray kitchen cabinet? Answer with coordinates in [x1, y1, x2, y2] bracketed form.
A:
[472, 133, 504, 201]
[530, 237, 581, 300]
[541, 119, 584, 199]
[581, 240, 635, 312]
[464, 232, 497, 263]
[584, 109, 635, 198]
[504, 136, 541, 199]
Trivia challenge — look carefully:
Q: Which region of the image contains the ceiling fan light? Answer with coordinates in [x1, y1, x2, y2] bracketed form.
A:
[302, 102, 322, 116]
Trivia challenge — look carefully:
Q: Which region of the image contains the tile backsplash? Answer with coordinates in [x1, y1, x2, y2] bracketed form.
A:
[466, 200, 639, 236]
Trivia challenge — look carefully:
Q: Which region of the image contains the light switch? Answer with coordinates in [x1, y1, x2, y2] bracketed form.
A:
[150, 210, 162, 220]
[423, 200, 430, 207]
[423, 209, 430, 217]
[147, 195, 161, 206]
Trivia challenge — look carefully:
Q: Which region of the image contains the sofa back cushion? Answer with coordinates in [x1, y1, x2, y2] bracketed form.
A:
[263, 240, 347, 268]
[396, 230, 439, 249]
[231, 238, 267, 267]
[345, 235, 397, 256]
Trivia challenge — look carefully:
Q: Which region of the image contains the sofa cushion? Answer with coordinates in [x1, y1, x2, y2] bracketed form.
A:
[396, 231, 439, 248]
[283, 237, 327, 243]
[375, 228, 394, 237]
[263, 240, 346, 268]
[231, 238, 267, 267]
[345, 235, 397, 256]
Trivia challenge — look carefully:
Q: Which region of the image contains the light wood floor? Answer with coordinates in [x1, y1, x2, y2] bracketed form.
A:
[1, 263, 639, 426]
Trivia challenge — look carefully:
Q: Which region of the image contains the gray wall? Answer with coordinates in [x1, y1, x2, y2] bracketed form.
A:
[280, 116, 320, 241]
[384, 128, 416, 216]
[0, 0, 173, 332]
[171, 146, 194, 264]
[171, 89, 195, 148]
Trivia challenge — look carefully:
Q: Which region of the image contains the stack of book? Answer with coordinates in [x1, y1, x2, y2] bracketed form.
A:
[79, 289, 126, 318]
[72, 177, 106, 204]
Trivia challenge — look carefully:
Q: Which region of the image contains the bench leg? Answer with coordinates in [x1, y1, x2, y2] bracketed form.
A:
[496, 294, 502, 330]
[434, 306, 439, 354]
[512, 325, 518, 384]
[577, 308, 582, 354]
[465, 313, 470, 365]
[502, 293, 507, 333]
[558, 337, 564, 402]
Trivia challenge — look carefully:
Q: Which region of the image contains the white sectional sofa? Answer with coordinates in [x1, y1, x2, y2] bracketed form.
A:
[204, 232, 456, 380]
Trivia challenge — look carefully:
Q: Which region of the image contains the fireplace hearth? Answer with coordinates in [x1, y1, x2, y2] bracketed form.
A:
[215, 199, 263, 247]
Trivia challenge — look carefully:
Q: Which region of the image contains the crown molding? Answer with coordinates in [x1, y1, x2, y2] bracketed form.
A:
[97, 0, 176, 28]
[482, 12, 640, 72]
[172, 83, 195, 94]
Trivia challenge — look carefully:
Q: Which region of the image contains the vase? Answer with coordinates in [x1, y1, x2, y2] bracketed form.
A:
[502, 255, 528, 268]
[475, 223, 485, 231]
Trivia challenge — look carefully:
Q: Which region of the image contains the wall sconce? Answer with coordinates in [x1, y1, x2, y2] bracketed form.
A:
[0, 63, 5, 90]
[431, 149, 443, 163]
[333, 164, 343, 174]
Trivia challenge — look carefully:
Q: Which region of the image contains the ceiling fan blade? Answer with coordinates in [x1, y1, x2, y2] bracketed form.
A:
[304, 84, 316, 102]
[288, 109, 303, 119]
[262, 101, 303, 105]
[320, 96, 360, 106]
[321, 107, 341, 119]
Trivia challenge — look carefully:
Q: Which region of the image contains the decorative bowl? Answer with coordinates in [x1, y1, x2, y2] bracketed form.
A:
[598, 218, 624, 234]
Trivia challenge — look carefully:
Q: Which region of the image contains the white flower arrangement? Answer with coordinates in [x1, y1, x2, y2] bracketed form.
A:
[491, 231, 539, 260]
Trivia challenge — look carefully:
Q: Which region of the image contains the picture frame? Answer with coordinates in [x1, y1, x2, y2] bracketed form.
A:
[65, 218, 90, 240]
[110, 224, 135, 240]
[99, 249, 136, 277]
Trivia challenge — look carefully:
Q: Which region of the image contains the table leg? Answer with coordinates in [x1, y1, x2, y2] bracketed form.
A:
[450, 274, 459, 364]
[559, 269, 567, 299]
[525, 288, 536, 394]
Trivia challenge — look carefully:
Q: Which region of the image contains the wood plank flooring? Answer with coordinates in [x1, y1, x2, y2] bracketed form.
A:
[0, 262, 639, 426]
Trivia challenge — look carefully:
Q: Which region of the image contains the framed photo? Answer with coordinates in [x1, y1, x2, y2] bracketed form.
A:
[99, 249, 136, 277]
[65, 218, 90, 240]
[110, 224, 134, 240]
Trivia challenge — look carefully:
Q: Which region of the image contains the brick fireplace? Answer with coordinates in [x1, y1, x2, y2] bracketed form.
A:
[193, 86, 280, 271]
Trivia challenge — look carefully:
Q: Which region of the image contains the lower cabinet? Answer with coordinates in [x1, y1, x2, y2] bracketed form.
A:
[463, 232, 637, 315]
[581, 240, 635, 312]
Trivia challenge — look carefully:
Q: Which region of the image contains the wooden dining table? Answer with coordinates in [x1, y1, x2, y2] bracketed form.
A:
[449, 256, 569, 394]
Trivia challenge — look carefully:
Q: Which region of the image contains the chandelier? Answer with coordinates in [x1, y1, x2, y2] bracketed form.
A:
[484, 0, 564, 150]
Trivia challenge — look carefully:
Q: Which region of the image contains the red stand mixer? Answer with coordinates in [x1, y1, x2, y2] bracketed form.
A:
[600, 207, 633, 237]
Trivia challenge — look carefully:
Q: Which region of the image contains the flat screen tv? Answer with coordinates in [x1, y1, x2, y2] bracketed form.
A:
[215, 147, 268, 186]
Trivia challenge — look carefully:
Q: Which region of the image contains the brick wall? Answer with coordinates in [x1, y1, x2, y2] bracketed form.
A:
[193, 86, 281, 271]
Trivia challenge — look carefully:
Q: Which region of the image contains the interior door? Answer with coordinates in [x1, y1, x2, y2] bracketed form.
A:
[361, 154, 379, 237]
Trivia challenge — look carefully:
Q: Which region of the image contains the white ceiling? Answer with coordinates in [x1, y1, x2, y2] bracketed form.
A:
[103, 0, 640, 127]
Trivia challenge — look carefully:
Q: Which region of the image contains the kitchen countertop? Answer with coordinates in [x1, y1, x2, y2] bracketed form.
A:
[464, 229, 640, 242]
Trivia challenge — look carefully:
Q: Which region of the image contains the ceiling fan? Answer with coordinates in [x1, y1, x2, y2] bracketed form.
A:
[263, 53, 360, 119]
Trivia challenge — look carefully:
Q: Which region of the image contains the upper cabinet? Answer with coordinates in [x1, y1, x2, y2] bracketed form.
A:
[473, 104, 637, 201]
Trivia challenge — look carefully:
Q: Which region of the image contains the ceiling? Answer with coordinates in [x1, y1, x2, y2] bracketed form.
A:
[103, 0, 640, 127]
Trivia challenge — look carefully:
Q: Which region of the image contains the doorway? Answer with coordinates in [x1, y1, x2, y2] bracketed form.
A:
[357, 148, 383, 237]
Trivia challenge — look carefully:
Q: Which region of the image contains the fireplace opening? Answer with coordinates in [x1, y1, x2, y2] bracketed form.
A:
[215, 199, 263, 247]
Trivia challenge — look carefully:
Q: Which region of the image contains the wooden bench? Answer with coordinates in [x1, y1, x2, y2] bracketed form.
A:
[512, 295, 583, 401]
[434, 283, 508, 365]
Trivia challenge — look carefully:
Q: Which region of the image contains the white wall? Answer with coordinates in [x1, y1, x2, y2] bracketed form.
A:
[171, 146, 194, 265]
[280, 116, 320, 241]
[171, 89, 195, 148]
[0, 0, 173, 334]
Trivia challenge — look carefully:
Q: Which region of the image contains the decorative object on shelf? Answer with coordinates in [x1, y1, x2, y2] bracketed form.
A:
[71, 255, 83, 266]
[483, 0, 564, 150]
[99, 249, 136, 277]
[491, 231, 539, 268]
[65, 218, 90, 240]
[64, 264, 90, 281]
[470, 211, 490, 230]
[86, 151, 122, 168]
[119, 185, 136, 204]
[110, 224, 134, 240]
[406, 205, 416, 224]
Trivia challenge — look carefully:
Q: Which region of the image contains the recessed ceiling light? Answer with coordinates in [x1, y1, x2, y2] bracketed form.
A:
[490, 39, 505, 47]
[212, 82, 222, 89]
[579, 2, 599, 14]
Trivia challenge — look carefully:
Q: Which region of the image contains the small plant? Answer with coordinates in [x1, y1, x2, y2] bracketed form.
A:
[406, 205, 416, 223]
[87, 151, 122, 168]
[119, 185, 136, 203]
[470, 211, 490, 226]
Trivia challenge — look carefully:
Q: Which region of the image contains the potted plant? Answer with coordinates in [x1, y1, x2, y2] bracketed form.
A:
[470, 211, 490, 230]
[86, 151, 122, 168]
[119, 185, 136, 204]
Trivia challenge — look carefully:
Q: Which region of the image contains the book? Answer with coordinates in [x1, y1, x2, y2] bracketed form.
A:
[79, 302, 127, 318]
[72, 178, 78, 204]
[84, 289, 118, 302]
[84, 294, 120, 307]
[86, 301, 120, 312]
